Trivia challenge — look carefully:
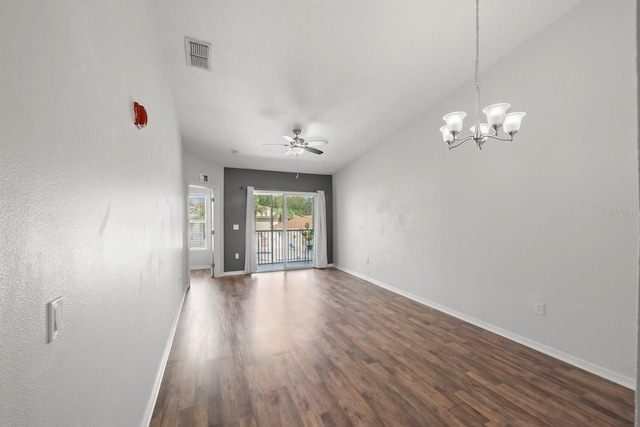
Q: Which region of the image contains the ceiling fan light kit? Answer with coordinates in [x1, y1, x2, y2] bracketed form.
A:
[263, 128, 329, 179]
[264, 128, 328, 156]
[441, 0, 526, 150]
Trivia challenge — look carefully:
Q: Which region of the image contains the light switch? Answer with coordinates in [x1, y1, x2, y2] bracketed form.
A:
[47, 297, 63, 343]
[233, 224, 239, 230]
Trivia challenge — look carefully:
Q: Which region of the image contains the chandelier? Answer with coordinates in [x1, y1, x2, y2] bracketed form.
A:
[440, 0, 526, 150]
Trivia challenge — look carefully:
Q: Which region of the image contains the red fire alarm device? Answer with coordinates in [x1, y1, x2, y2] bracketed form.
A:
[133, 102, 148, 129]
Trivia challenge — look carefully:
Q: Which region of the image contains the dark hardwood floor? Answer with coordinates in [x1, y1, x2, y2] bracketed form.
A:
[150, 268, 634, 426]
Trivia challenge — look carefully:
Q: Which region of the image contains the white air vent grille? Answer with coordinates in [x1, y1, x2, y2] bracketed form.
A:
[185, 37, 211, 70]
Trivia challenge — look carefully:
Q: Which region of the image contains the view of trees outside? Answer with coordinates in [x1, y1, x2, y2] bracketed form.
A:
[188, 196, 206, 249]
[189, 197, 206, 221]
[254, 194, 312, 225]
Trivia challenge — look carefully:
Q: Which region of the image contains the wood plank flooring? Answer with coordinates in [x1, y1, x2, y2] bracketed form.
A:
[150, 268, 634, 426]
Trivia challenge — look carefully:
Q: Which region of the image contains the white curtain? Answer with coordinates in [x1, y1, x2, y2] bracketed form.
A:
[244, 186, 258, 273]
[313, 190, 328, 268]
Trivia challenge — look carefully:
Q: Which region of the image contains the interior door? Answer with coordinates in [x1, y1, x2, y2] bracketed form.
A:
[188, 184, 213, 272]
[210, 193, 215, 277]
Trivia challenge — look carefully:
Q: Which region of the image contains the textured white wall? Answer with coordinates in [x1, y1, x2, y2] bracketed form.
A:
[636, 0, 639, 421]
[334, 0, 638, 386]
[184, 151, 225, 274]
[0, 1, 186, 425]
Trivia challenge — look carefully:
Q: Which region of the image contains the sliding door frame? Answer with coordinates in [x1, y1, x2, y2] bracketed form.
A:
[254, 189, 316, 271]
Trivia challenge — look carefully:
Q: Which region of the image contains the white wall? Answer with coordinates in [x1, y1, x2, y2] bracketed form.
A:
[183, 151, 225, 275]
[334, 0, 638, 386]
[636, 0, 640, 420]
[0, 1, 187, 425]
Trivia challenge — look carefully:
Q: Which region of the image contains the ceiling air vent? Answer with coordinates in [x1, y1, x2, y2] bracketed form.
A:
[185, 37, 211, 70]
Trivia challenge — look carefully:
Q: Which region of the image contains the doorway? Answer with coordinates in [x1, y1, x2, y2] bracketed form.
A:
[254, 191, 314, 271]
[188, 184, 217, 276]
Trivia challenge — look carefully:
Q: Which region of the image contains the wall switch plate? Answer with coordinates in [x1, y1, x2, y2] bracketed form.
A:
[535, 303, 545, 316]
[233, 224, 239, 230]
[235, 253, 240, 259]
[47, 297, 63, 343]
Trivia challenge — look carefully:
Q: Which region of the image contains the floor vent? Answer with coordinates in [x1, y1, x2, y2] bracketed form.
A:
[185, 37, 211, 70]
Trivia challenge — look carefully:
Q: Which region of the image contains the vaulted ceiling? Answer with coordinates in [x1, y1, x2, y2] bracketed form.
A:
[154, 0, 583, 175]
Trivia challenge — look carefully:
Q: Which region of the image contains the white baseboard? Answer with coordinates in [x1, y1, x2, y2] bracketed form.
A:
[189, 264, 211, 270]
[221, 264, 334, 276]
[334, 265, 635, 390]
[140, 290, 187, 427]
[223, 270, 248, 276]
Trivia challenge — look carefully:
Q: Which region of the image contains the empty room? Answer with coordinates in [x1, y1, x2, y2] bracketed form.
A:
[1, 0, 638, 426]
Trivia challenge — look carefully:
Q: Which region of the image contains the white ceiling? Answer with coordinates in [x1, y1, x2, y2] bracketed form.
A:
[154, 0, 583, 175]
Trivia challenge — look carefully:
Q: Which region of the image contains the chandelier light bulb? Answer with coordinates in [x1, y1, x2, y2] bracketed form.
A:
[470, 123, 491, 136]
[503, 112, 526, 133]
[442, 111, 467, 133]
[482, 103, 511, 126]
[440, 125, 453, 143]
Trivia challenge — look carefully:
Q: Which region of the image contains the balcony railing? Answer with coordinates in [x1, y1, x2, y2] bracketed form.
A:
[256, 229, 313, 265]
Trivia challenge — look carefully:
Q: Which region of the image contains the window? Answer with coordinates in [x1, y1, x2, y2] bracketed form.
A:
[188, 195, 206, 249]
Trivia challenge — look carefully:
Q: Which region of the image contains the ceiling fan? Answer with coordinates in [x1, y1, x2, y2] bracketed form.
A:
[264, 128, 328, 156]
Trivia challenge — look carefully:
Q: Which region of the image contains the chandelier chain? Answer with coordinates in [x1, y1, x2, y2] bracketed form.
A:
[475, 0, 480, 88]
[473, 0, 481, 134]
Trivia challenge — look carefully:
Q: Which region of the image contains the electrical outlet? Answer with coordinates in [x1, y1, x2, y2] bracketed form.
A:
[534, 303, 545, 316]
[235, 253, 240, 259]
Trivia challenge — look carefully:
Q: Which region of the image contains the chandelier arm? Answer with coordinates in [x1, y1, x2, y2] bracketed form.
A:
[484, 134, 513, 142]
[448, 135, 474, 149]
[456, 135, 475, 144]
[448, 140, 468, 150]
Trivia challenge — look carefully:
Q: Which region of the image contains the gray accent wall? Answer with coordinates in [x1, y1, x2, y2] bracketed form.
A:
[224, 167, 333, 272]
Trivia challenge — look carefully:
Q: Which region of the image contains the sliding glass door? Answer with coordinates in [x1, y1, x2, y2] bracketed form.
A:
[254, 191, 314, 271]
[284, 194, 314, 268]
[254, 193, 283, 268]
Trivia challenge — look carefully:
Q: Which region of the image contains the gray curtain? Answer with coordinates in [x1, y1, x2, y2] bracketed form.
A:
[312, 190, 328, 268]
[244, 186, 257, 273]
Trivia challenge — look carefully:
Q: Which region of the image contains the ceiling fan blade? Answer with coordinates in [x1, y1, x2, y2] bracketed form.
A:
[283, 136, 296, 144]
[263, 143, 290, 146]
[305, 139, 328, 147]
[304, 147, 323, 155]
[284, 149, 293, 156]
